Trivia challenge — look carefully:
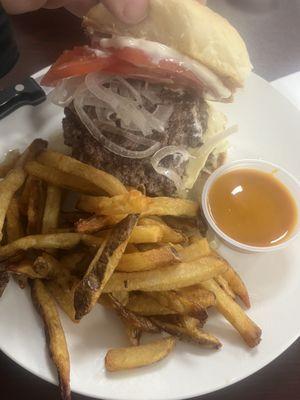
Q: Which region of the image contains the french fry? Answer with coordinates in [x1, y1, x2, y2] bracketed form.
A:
[31, 280, 71, 400]
[176, 238, 211, 262]
[177, 286, 216, 309]
[0, 233, 104, 260]
[33, 253, 62, 278]
[0, 167, 26, 241]
[25, 161, 104, 195]
[0, 149, 20, 178]
[222, 262, 250, 308]
[19, 176, 33, 216]
[138, 218, 185, 243]
[122, 318, 141, 346]
[6, 259, 48, 279]
[46, 280, 78, 323]
[116, 246, 179, 272]
[26, 178, 45, 235]
[17, 138, 48, 167]
[105, 337, 175, 372]
[0, 271, 9, 297]
[104, 256, 228, 292]
[111, 291, 129, 306]
[126, 293, 175, 316]
[78, 193, 198, 218]
[6, 196, 24, 242]
[59, 252, 87, 273]
[38, 150, 127, 196]
[215, 276, 236, 300]
[75, 214, 124, 233]
[42, 185, 62, 234]
[200, 279, 261, 347]
[151, 316, 221, 349]
[74, 214, 139, 320]
[129, 225, 163, 243]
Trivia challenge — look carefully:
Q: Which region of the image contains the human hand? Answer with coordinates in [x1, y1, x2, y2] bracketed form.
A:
[1, 0, 149, 23]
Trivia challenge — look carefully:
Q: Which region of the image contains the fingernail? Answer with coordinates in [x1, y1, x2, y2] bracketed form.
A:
[122, 0, 148, 24]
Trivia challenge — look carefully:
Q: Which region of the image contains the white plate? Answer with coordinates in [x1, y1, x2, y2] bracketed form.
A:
[0, 71, 300, 400]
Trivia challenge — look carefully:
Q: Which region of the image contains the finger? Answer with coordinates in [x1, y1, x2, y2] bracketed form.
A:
[102, 0, 149, 24]
[64, 0, 98, 16]
[1, 0, 47, 14]
[44, 0, 68, 9]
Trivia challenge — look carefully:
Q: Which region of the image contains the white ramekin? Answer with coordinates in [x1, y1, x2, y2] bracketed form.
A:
[201, 159, 300, 253]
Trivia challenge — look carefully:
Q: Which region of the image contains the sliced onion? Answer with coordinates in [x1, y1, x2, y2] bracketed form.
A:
[153, 105, 174, 126]
[49, 76, 83, 107]
[151, 146, 193, 191]
[73, 86, 160, 158]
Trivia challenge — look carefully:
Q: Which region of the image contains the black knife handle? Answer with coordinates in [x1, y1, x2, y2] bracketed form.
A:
[0, 77, 46, 120]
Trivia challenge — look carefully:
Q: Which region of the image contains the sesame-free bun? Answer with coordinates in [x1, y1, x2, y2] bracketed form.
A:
[84, 0, 252, 89]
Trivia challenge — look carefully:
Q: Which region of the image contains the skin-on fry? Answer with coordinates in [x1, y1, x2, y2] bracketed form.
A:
[116, 246, 180, 272]
[25, 161, 104, 195]
[78, 193, 198, 218]
[215, 276, 236, 300]
[0, 233, 104, 261]
[6, 196, 24, 242]
[46, 280, 78, 323]
[200, 279, 261, 347]
[108, 294, 159, 333]
[26, 178, 45, 235]
[59, 252, 87, 273]
[177, 286, 216, 309]
[75, 214, 124, 233]
[138, 218, 185, 243]
[151, 316, 221, 349]
[105, 337, 175, 372]
[126, 293, 175, 316]
[0, 167, 26, 241]
[176, 238, 211, 262]
[33, 252, 62, 278]
[122, 318, 141, 346]
[104, 256, 228, 292]
[0, 149, 20, 178]
[31, 280, 71, 400]
[74, 214, 139, 320]
[42, 185, 62, 234]
[221, 262, 250, 308]
[38, 150, 127, 196]
[6, 259, 47, 279]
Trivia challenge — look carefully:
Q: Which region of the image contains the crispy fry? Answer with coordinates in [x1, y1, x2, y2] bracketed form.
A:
[126, 293, 175, 316]
[26, 178, 45, 235]
[6, 259, 47, 279]
[177, 286, 216, 309]
[33, 252, 62, 278]
[0, 149, 20, 178]
[19, 176, 33, 216]
[0, 233, 104, 260]
[215, 276, 236, 300]
[104, 256, 228, 292]
[116, 246, 179, 272]
[31, 280, 71, 400]
[138, 218, 185, 243]
[105, 337, 175, 372]
[75, 214, 124, 233]
[38, 150, 127, 196]
[111, 291, 129, 306]
[222, 262, 250, 308]
[78, 193, 198, 218]
[25, 161, 104, 195]
[0, 167, 26, 241]
[129, 225, 163, 243]
[59, 252, 87, 273]
[46, 280, 78, 323]
[42, 185, 62, 234]
[176, 238, 211, 262]
[6, 196, 24, 242]
[17, 138, 48, 167]
[122, 318, 141, 346]
[74, 215, 139, 320]
[200, 279, 261, 347]
[151, 316, 220, 349]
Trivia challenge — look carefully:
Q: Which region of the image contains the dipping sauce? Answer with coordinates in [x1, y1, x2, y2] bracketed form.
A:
[208, 168, 298, 247]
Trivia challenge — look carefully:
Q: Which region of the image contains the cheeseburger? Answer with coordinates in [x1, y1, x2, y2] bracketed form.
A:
[42, 0, 251, 196]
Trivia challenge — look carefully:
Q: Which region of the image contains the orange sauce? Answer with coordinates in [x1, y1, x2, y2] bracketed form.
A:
[208, 168, 298, 247]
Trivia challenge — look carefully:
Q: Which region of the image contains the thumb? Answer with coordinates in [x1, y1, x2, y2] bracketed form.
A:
[102, 0, 149, 24]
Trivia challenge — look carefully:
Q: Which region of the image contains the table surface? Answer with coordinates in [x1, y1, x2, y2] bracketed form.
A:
[1, 2, 300, 400]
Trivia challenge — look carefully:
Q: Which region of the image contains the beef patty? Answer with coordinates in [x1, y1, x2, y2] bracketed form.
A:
[63, 84, 208, 196]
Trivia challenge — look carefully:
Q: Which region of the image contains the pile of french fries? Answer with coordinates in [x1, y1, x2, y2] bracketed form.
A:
[0, 140, 262, 400]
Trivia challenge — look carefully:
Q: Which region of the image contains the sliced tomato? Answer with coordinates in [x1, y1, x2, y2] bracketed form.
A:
[41, 46, 116, 87]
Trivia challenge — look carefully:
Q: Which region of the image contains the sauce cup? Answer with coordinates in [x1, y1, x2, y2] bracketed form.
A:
[201, 159, 300, 253]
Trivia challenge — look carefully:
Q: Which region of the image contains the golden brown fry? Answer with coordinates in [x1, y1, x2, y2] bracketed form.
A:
[19, 176, 33, 216]
[31, 280, 71, 400]
[0, 168, 26, 242]
[111, 291, 129, 306]
[38, 150, 127, 196]
[138, 218, 185, 243]
[177, 286, 216, 309]
[126, 293, 175, 316]
[6, 259, 47, 279]
[42, 185, 62, 234]
[6, 196, 24, 242]
[177, 238, 211, 262]
[104, 256, 227, 292]
[151, 316, 220, 349]
[116, 246, 179, 272]
[222, 262, 250, 308]
[75, 214, 125, 233]
[74, 215, 139, 320]
[0, 233, 104, 261]
[144, 197, 198, 217]
[46, 280, 78, 323]
[129, 225, 163, 244]
[105, 337, 175, 372]
[122, 318, 141, 346]
[17, 138, 48, 167]
[25, 161, 104, 195]
[215, 276, 236, 300]
[59, 252, 87, 273]
[200, 279, 261, 347]
[0, 149, 20, 178]
[33, 252, 62, 278]
[26, 178, 45, 235]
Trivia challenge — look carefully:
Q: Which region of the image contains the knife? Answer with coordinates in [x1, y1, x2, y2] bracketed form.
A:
[0, 77, 52, 120]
